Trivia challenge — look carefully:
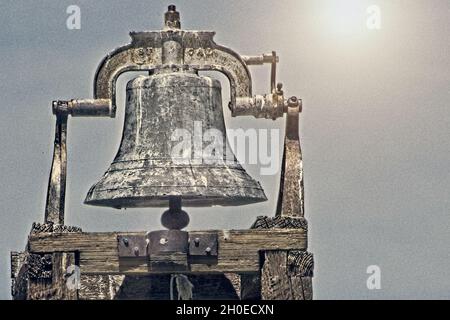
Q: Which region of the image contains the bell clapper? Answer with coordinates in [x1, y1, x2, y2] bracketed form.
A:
[160, 196, 190, 231]
[146, 196, 190, 267]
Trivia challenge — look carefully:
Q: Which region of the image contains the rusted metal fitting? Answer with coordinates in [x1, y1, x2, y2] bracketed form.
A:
[242, 53, 279, 65]
[189, 233, 218, 257]
[234, 91, 285, 120]
[117, 235, 148, 258]
[52, 99, 114, 117]
[147, 230, 189, 254]
[286, 96, 302, 113]
[164, 5, 180, 29]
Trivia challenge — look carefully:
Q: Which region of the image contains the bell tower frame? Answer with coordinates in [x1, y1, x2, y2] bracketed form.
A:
[10, 5, 313, 300]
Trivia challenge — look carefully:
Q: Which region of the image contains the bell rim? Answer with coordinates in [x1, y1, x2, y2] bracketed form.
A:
[84, 192, 268, 209]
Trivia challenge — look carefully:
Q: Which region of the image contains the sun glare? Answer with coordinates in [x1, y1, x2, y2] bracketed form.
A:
[320, 0, 370, 36]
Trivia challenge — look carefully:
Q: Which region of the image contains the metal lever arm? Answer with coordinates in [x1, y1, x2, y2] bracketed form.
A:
[234, 51, 289, 120]
[242, 51, 279, 93]
[43, 99, 113, 224]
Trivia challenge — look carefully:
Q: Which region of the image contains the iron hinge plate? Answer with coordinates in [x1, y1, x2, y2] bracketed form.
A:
[117, 232, 219, 261]
[188, 232, 218, 257]
[117, 235, 148, 258]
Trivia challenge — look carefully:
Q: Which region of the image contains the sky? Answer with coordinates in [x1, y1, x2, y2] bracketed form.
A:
[0, 0, 449, 299]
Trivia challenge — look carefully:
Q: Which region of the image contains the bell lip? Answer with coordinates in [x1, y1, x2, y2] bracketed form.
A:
[84, 193, 268, 209]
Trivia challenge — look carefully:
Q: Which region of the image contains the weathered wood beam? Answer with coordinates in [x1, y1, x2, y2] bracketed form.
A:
[10, 251, 28, 300]
[44, 113, 68, 225]
[275, 102, 304, 218]
[79, 274, 242, 300]
[27, 229, 307, 275]
[261, 251, 313, 300]
[27, 252, 78, 300]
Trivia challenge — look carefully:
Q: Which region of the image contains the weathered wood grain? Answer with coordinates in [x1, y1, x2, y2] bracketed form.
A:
[260, 250, 314, 300]
[288, 250, 314, 277]
[256, 104, 313, 300]
[240, 273, 261, 300]
[44, 114, 67, 225]
[78, 274, 241, 300]
[11, 251, 28, 300]
[27, 252, 77, 300]
[251, 215, 307, 230]
[27, 229, 306, 274]
[275, 105, 304, 218]
[261, 251, 294, 300]
[79, 275, 124, 300]
[31, 222, 82, 235]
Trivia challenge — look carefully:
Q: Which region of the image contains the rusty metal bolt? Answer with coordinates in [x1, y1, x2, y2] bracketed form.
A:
[288, 96, 298, 105]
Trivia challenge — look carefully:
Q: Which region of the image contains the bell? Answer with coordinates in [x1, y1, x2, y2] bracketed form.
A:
[84, 69, 267, 208]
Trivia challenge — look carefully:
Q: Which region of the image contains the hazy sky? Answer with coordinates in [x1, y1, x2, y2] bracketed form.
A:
[1, 0, 449, 299]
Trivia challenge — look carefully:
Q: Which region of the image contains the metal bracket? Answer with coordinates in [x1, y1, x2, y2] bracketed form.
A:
[117, 235, 148, 258]
[147, 230, 189, 255]
[189, 233, 218, 257]
[117, 231, 218, 264]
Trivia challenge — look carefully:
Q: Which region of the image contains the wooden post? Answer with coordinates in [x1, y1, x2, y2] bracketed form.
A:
[27, 252, 78, 300]
[44, 113, 68, 225]
[247, 100, 314, 300]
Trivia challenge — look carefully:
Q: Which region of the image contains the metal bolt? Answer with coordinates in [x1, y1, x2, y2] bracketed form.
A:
[194, 238, 200, 247]
[133, 247, 139, 256]
[288, 96, 298, 104]
[123, 238, 129, 246]
[205, 247, 211, 255]
[160, 237, 168, 245]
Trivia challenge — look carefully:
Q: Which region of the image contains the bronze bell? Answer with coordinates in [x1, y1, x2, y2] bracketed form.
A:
[84, 68, 267, 208]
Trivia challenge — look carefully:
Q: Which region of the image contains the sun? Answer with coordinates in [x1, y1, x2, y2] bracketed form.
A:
[319, 0, 370, 36]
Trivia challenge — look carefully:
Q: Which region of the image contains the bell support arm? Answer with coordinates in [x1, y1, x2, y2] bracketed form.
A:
[91, 30, 293, 120]
[43, 98, 114, 225]
[92, 30, 255, 118]
[275, 96, 305, 218]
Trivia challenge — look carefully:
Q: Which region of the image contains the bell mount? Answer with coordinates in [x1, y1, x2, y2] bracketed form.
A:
[11, 5, 313, 300]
